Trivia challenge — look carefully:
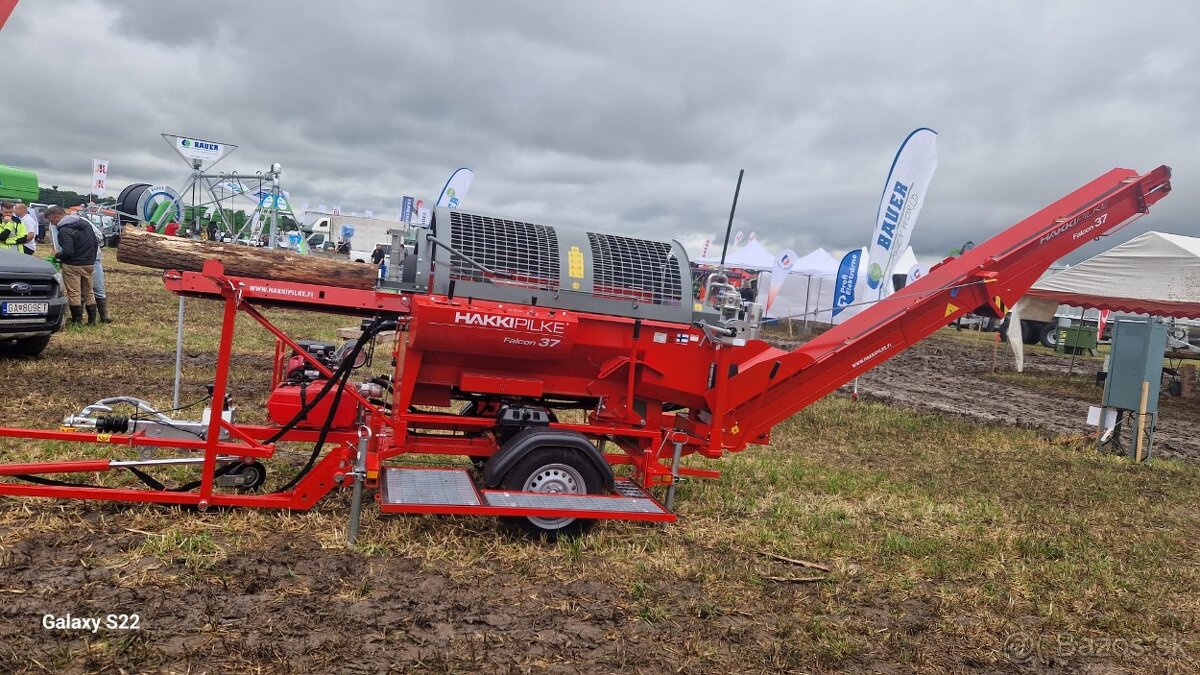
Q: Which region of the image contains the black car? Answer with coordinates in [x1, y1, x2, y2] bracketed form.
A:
[0, 249, 67, 356]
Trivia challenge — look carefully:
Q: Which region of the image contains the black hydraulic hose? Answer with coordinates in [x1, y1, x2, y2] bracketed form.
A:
[12, 474, 114, 489]
[177, 319, 381, 494]
[11, 320, 387, 495]
[263, 317, 386, 445]
[14, 395, 216, 490]
[169, 460, 241, 493]
[273, 318, 385, 493]
[273, 356, 355, 493]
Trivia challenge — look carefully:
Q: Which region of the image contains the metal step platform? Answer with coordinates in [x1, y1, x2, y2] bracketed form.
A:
[378, 467, 675, 522]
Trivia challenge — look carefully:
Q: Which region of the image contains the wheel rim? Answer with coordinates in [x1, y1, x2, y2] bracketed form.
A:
[522, 462, 585, 531]
[241, 466, 262, 487]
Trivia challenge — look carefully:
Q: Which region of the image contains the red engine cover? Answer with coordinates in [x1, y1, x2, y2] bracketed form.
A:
[266, 381, 358, 429]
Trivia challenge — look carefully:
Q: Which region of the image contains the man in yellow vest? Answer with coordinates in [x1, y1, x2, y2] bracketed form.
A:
[0, 201, 30, 252]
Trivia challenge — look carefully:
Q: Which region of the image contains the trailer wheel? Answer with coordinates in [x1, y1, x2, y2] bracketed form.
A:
[499, 446, 602, 540]
[1039, 322, 1059, 349]
[227, 461, 267, 491]
[1021, 320, 1039, 345]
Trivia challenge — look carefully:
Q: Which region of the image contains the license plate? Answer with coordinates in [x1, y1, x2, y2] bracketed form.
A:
[1, 302, 48, 315]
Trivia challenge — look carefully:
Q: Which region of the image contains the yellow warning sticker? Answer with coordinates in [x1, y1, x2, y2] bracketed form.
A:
[97, 433, 112, 443]
[993, 295, 1007, 315]
[730, 424, 740, 435]
[944, 303, 960, 318]
[572, 281, 580, 290]
[568, 246, 585, 279]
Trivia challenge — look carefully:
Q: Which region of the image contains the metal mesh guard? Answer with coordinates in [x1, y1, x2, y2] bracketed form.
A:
[382, 468, 481, 507]
[483, 491, 666, 515]
[448, 212, 560, 291]
[587, 232, 683, 306]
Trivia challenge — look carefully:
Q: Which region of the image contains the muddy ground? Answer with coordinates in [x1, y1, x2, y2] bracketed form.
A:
[842, 330, 1200, 464]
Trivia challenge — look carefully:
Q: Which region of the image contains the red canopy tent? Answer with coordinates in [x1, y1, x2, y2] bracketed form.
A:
[1009, 232, 1200, 371]
[1025, 231, 1200, 319]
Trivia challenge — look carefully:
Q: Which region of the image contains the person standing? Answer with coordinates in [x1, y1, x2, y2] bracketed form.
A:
[86, 217, 113, 323]
[45, 206, 99, 325]
[14, 202, 38, 255]
[0, 201, 29, 253]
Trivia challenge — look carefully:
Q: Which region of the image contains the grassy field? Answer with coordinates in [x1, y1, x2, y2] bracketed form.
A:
[0, 251, 1198, 672]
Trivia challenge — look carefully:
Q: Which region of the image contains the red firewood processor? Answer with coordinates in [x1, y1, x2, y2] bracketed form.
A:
[0, 166, 1173, 541]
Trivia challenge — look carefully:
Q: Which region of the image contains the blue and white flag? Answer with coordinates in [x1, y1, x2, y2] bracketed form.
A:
[866, 128, 938, 299]
[401, 196, 415, 223]
[437, 168, 474, 209]
[833, 248, 864, 317]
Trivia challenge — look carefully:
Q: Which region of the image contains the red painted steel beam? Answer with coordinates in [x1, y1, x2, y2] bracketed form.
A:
[0, 426, 277, 458]
[162, 268, 410, 315]
[723, 166, 1172, 449]
[0, 482, 294, 509]
[0, 459, 112, 476]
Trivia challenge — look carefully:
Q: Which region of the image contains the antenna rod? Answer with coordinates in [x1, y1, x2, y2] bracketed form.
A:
[719, 169, 745, 266]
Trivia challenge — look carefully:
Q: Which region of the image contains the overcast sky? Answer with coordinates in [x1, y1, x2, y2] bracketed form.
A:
[3, 1, 1197, 265]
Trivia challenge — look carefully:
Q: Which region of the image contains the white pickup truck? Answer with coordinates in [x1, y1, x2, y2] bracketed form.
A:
[304, 213, 405, 262]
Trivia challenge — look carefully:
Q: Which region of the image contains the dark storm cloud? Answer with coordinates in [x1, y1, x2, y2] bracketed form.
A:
[4, 0, 1197, 264]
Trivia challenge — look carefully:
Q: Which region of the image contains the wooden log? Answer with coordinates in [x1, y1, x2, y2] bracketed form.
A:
[116, 226, 378, 290]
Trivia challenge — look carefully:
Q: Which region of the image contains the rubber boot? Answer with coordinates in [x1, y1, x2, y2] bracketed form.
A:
[96, 297, 113, 323]
[86, 304, 98, 325]
[68, 305, 84, 325]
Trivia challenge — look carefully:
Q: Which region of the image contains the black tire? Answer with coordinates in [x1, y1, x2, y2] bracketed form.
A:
[1021, 321, 1039, 345]
[1039, 322, 1059, 349]
[499, 446, 603, 540]
[226, 461, 267, 491]
[11, 334, 51, 357]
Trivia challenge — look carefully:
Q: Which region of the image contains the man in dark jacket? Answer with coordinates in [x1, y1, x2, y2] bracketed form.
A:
[46, 206, 100, 325]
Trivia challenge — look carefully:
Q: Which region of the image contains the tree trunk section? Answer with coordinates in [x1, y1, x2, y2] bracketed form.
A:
[116, 226, 378, 290]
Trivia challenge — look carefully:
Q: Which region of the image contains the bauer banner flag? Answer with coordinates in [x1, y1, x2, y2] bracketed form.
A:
[865, 127, 937, 299]
[832, 248, 863, 317]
